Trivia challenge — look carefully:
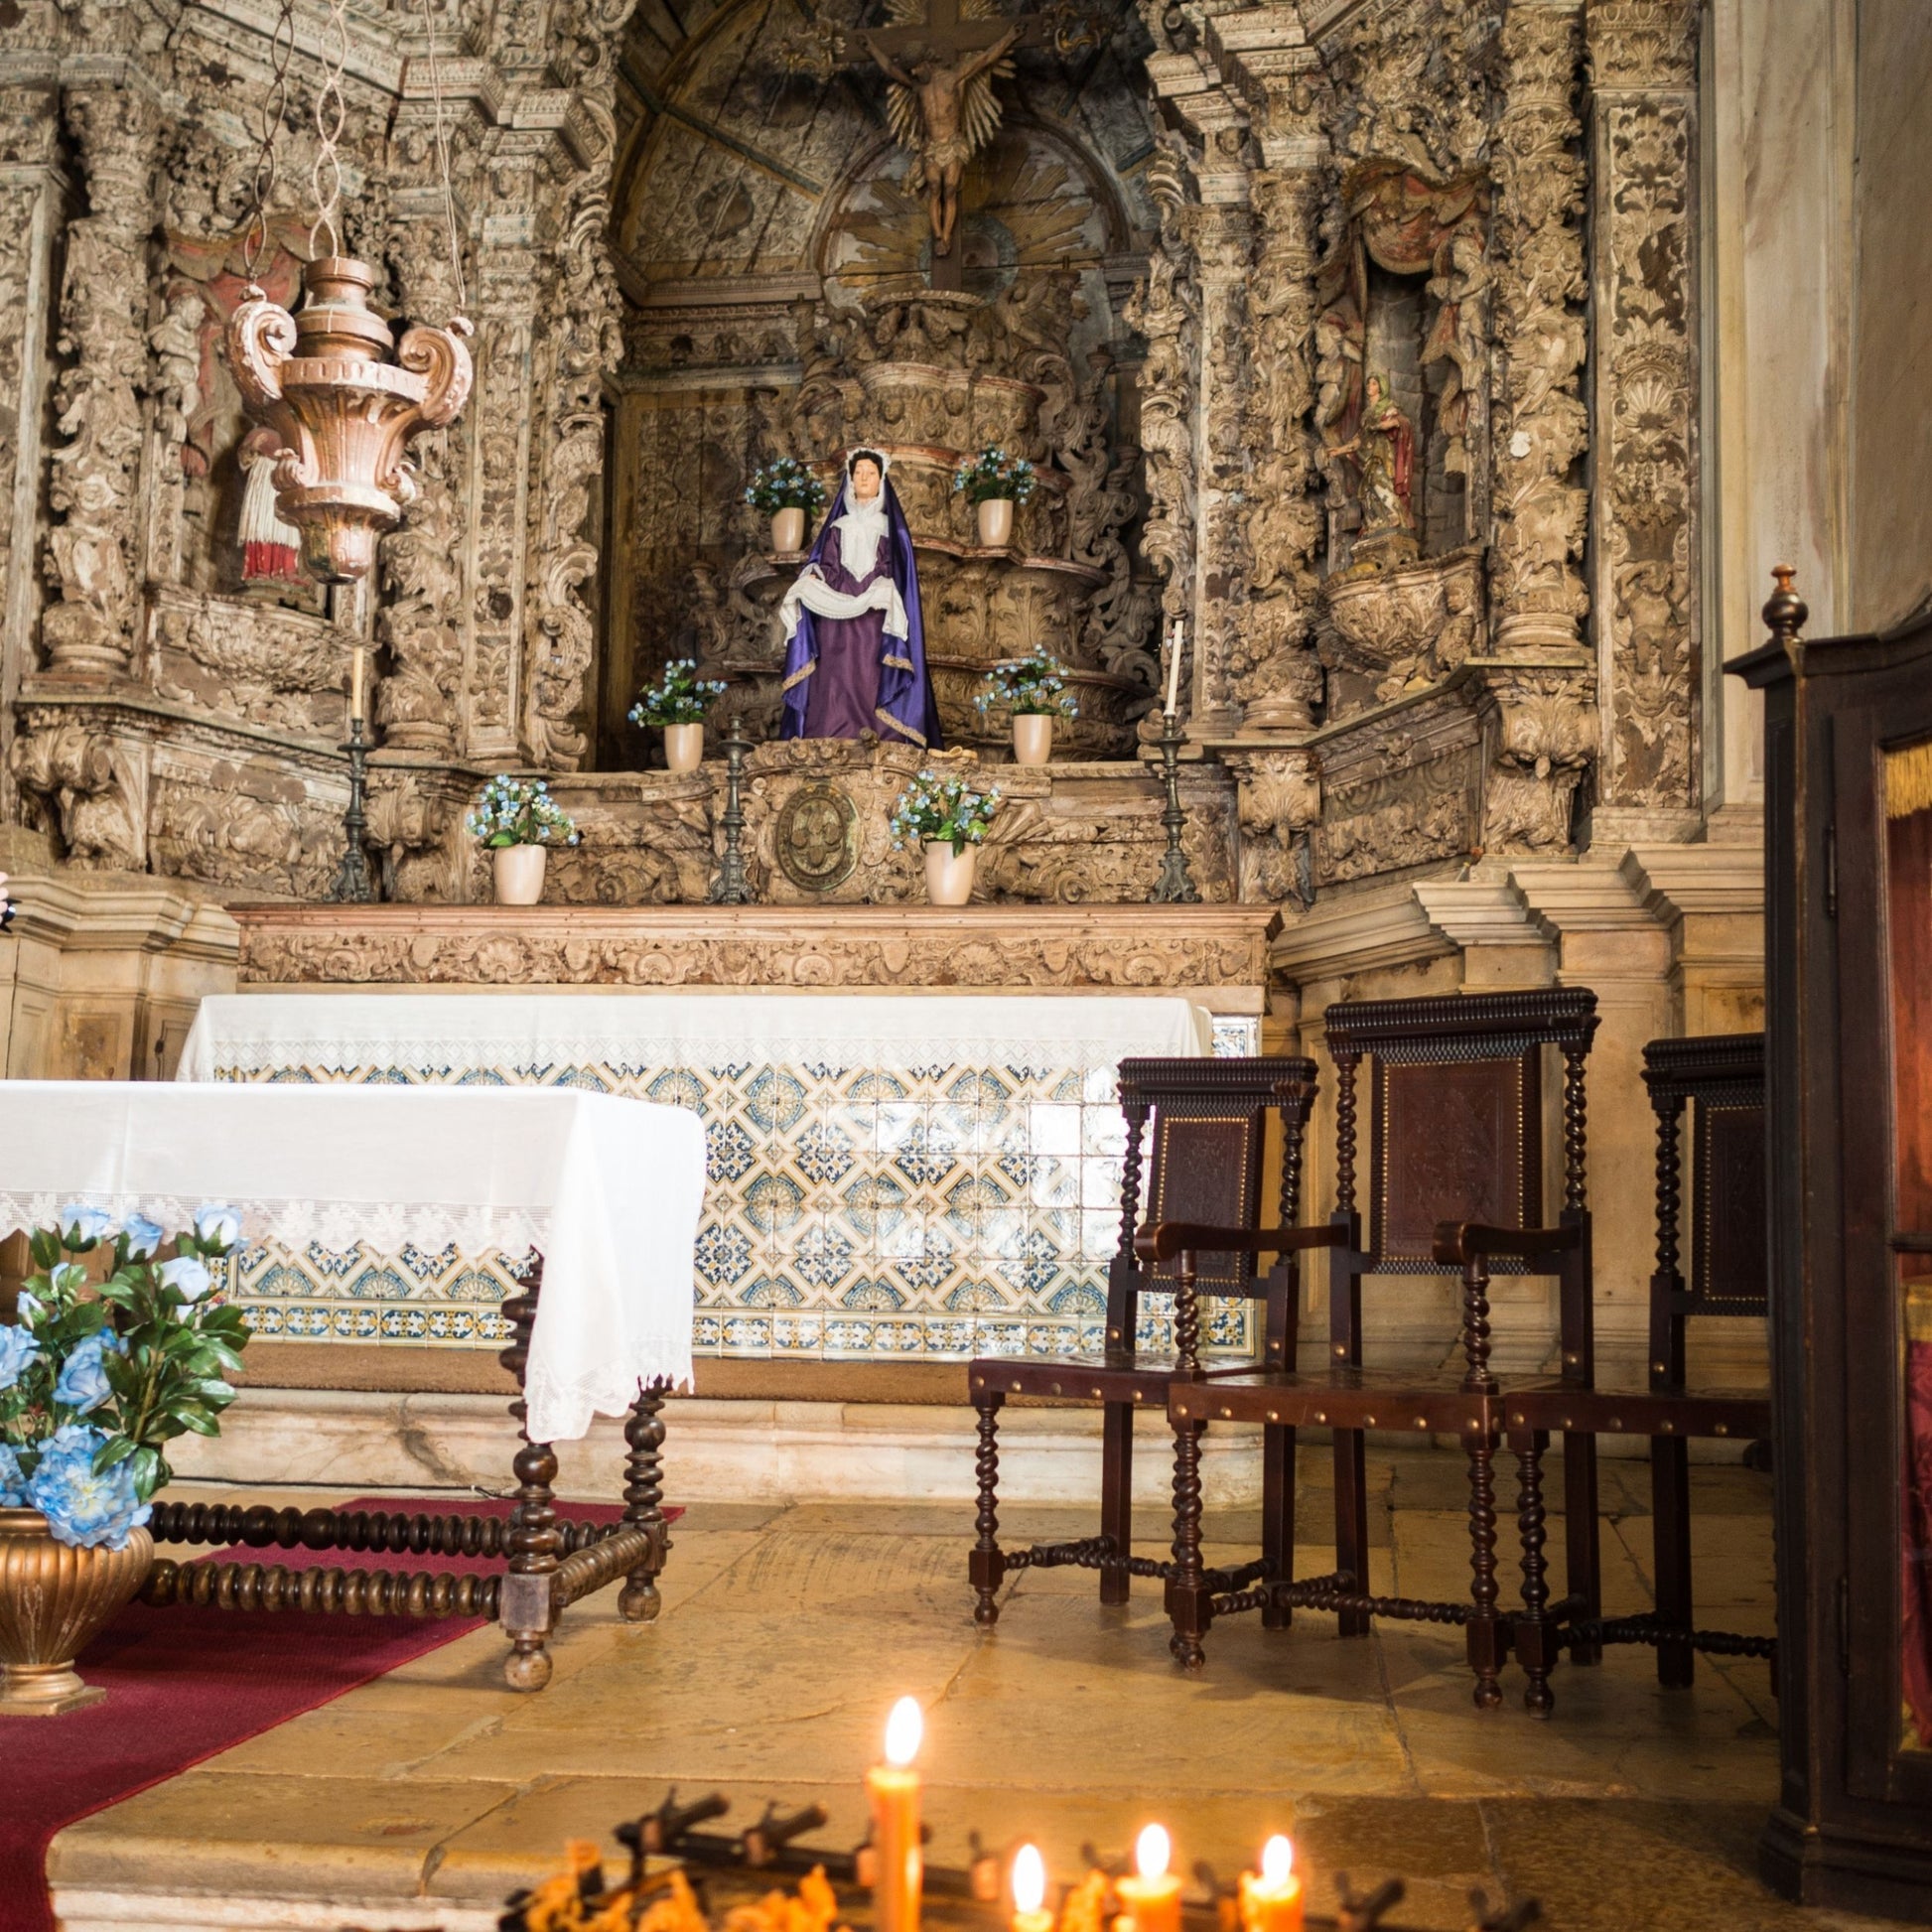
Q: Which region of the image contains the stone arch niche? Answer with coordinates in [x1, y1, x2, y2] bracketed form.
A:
[603, 0, 1164, 763]
[1312, 160, 1492, 719]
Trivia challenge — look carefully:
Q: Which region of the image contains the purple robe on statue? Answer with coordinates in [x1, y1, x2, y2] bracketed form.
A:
[778, 473, 942, 750]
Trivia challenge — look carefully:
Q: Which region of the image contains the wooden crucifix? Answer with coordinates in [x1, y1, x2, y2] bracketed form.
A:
[790, 0, 1100, 289]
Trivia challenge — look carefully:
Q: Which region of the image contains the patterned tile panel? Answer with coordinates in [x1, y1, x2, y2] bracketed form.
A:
[211, 1035, 1254, 1361]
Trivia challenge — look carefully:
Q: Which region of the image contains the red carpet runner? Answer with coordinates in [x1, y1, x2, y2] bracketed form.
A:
[0, 1496, 669, 1932]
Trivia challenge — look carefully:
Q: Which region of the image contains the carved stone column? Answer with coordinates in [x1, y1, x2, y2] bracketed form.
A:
[377, 199, 471, 757]
[1212, 22, 1325, 738]
[0, 87, 64, 810]
[1178, 196, 1254, 738]
[1587, 0, 1701, 822]
[1488, 1, 1588, 656]
[40, 86, 158, 679]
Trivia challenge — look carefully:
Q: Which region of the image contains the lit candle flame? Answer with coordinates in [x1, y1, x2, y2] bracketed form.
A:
[884, 1695, 922, 1767]
[1135, 1825, 1171, 1881]
[1261, 1838, 1293, 1887]
[1014, 1844, 1046, 1914]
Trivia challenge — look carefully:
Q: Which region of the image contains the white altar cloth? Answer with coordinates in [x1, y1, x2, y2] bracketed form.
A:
[178, 992, 1213, 1081]
[0, 1082, 704, 1443]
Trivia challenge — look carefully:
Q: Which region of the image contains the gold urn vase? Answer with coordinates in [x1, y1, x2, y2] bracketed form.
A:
[226, 257, 474, 585]
[0, 1507, 154, 1716]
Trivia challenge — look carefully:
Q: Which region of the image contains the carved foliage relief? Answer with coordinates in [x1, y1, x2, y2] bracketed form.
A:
[1590, 0, 1699, 810]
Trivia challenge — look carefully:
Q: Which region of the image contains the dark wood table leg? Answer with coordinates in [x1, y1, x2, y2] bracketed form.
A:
[1652, 1430, 1695, 1686]
[969, 1384, 1006, 1626]
[499, 1254, 562, 1692]
[621, 1378, 670, 1623]
[1512, 1426, 1558, 1718]
[1465, 1421, 1505, 1711]
[1099, 1398, 1134, 1605]
[1261, 1419, 1297, 1629]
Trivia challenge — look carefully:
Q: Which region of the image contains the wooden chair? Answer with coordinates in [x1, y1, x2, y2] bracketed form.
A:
[1157, 987, 1600, 1713]
[1491, 1034, 1775, 1713]
[967, 1055, 1317, 1627]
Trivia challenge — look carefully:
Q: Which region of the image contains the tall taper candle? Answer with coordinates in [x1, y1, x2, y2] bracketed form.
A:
[867, 1697, 924, 1932]
[349, 646, 368, 723]
[1164, 621, 1183, 718]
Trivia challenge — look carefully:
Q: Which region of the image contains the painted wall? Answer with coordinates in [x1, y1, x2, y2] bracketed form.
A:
[1849, 0, 1932, 634]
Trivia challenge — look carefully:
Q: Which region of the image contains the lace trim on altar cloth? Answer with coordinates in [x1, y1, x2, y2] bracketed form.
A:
[0, 1188, 553, 1259]
[189, 1032, 1201, 1080]
[524, 1342, 695, 1446]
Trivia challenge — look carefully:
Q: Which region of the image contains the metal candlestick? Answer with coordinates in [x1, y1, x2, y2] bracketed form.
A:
[1149, 708, 1200, 903]
[330, 715, 376, 902]
[708, 715, 753, 905]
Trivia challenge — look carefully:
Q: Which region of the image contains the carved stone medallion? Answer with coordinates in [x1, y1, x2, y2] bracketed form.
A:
[774, 780, 861, 893]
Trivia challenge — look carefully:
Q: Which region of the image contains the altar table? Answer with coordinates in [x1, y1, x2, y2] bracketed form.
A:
[180, 991, 1213, 1363]
[0, 1080, 705, 1688]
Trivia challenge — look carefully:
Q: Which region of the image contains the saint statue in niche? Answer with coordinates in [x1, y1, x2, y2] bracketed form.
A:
[778, 450, 941, 748]
[1331, 373, 1420, 570]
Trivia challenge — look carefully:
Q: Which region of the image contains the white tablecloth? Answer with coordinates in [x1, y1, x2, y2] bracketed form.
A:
[0, 1082, 704, 1444]
[178, 992, 1214, 1080]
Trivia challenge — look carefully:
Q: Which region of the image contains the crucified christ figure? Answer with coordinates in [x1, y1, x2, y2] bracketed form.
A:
[862, 24, 1021, 257]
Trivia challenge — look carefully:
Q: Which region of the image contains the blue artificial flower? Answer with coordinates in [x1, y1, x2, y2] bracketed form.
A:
[193, 1204, 242, 1252]
[123, 1213, 164, 1260]
[58, 1204, 115, 1250]
[53, 1330, 123, 1414]
[158, 1256, 213, 1303]
[0, 1322, 40, 1394]
[0, 1444, 24, 1507]
[26, 1423, 151, 1550]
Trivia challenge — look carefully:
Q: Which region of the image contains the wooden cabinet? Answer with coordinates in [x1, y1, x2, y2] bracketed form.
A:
[1734, 578, 1932, 1917]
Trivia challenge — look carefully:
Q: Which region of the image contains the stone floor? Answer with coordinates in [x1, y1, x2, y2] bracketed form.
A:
[49, 1447, 1878, 1932]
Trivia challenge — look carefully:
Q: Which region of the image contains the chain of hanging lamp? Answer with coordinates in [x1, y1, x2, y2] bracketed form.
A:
[225, 0, 475, 584]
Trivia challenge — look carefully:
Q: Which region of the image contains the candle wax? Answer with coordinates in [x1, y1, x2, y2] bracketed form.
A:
[1238, 1869, 1304, 1932]
[867, 1761, 922, 1932]
[1117, 1869, 1181, 1932]
[349, 648, 367, 723]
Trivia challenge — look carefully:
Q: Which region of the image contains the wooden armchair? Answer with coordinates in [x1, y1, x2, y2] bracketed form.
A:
[1157, 987, 1600, 1713]
[967, 1055, 1317, 1627]
[1492, 1034, 1774, 1713]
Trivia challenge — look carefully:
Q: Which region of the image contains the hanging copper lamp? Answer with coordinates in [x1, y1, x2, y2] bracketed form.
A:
[227, 258, 472, 584]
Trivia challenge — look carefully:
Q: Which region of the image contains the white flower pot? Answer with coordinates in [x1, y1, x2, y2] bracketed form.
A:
[492, 844, 548, 905]
[923, 841, 978, 906]
[976, 498, 1015, 548]
[663, 722, 705, 772]
[770, 506, 806, 554]
[1011, 714, 1053, 765]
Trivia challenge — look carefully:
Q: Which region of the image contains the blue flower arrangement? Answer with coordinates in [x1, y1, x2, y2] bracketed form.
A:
[951, 446, 1037, 506]
[744, 458, 828, 518]
[629, 659, 729, 730]
[466, 775, 581, 850]
[975, 650, 1078, 721]
[0, 1207, 252, 1548]
[888, 769, 1003, 857]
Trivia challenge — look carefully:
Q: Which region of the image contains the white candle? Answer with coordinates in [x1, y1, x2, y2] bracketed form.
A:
[1164, 621, 1183, 717]
[349, 646, 368, 723]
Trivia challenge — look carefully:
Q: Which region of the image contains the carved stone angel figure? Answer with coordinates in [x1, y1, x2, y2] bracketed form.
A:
[865, 6, 1020, 256]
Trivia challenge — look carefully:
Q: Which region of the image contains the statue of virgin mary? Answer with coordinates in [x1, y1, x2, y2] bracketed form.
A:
[778, 449, 941, 748]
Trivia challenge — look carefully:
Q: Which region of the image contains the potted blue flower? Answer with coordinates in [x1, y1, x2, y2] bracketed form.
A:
[887, 768, 1003, 905]
[0, 1205, 250, 1712]
[975, 650, 1078, 766]
[467, 775, 581, 905]
[745, 458, 828, 556]
[629, 659, 729, 773]
[952, 446, 1037, 550]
